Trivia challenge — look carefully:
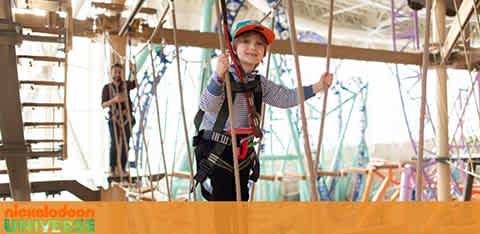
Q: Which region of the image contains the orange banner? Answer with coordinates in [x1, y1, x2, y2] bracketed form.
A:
[1, 202, 480, 234]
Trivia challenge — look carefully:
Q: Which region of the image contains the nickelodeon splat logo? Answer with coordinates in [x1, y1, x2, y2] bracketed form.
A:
[3, 204, 95, 233]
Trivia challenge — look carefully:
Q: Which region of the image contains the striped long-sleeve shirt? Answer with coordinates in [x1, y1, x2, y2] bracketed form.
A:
[199, 67, 316, 131]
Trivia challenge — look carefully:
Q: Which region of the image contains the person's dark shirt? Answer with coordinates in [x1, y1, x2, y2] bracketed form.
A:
[101, 80, 136, 119]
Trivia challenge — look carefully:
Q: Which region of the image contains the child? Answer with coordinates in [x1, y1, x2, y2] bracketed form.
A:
[193, 19, 332, 201]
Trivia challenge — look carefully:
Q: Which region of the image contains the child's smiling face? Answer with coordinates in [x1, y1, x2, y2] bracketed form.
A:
[234, 32, 267, 69]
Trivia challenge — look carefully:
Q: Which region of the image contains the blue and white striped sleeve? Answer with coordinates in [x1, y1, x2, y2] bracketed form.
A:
[261, 76, 315, 108]
[199, 73, 225, 112]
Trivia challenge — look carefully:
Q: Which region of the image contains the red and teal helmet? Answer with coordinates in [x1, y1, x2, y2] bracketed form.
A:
[231, 19, 275, 45]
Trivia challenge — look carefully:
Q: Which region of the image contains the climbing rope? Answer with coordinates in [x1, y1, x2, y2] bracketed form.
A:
[170, 0, 196, 201]
[314, 0, 334, 177]
[415, 0, 431, 201]
[285, 0, 318, 201]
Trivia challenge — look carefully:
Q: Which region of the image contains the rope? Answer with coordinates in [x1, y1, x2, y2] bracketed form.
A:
[450, 0, 480, 125]
[449, 0, 480, 179]
[125, 33, 152, 199]
[447, 160, 480, 180]
[149, 44, 172, 201]
[134, 4, 170, 59]
[259, 0, 282, 24]
[285, 0, 318, 201]
[220, 0, 263, 138]
[314, 0, 334, 177]
[415, 0, 432, 201]
[170, 0, 196, 201]
[215, 0, 242, 201]
[250, 5, 277, 202]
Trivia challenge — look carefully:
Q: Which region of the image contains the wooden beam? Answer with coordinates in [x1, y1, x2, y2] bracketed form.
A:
[13, 12, 422, 65]
[65, 0, 73, 52]
[372, 169, 392, 201]
[0, 150, 62, 159]
[442, 0, 480, 61]
[0, 180, 100, 201]
[22, 34, 64, 43]
[433, 0, 451, 202]
[146, 28, 422, 65]
[107, 173, 165, 184]
[91, 2, 157, 15]
[17, 0, 65, 12]
[17, 55, 65, 62]
[0, 167, 61, 174]
[0, 0, 31, 201]
[23, 122, 64, 127]
[24, 26, 64, 35]
[118, 0, 146, 36]
[22, 102, 64, 107]
[19, 80, 64, 86]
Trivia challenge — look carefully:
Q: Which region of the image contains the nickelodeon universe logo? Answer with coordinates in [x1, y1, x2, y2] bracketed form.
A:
[2, 204, 95, 234]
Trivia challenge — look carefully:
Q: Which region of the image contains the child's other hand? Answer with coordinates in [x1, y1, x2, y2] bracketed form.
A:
[313, 72, 333, 93]
[320, 72, 333, 90]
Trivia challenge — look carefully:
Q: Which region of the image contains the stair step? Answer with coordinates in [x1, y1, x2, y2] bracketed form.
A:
[0, 167, 62, 174]
[17, 55, 65, 63]
[22, 35, 64, 43]
[24, 122, 64, 127]
[0, 150, 63, 160]
[26, 139, 63, 143]
[24, 26, 65, 35]
[20, 80, 64, 86]
[22, 102, 64, 108]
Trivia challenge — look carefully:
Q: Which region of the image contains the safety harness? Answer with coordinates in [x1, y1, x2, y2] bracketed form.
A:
[192, 73, 262, 200]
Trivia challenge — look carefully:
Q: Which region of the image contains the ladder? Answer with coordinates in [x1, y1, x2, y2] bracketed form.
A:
[13, 1, 72, 170]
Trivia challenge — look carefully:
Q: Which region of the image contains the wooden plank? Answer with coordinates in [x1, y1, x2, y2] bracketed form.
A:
[22, 102, 64, 107]
[148, 28, 423, 65]
[0, 0, 31, 201]
[24, 26, 64, 35]
[64, 0, 73, 52]
[25, 139, 63, 143]
[107, 173, 165, 184]
[17, 0, 65, 12]
[0, 167, 61, 174]
[442, 0, 480, 61]
[24, 122, 64, 127]
[100, 184, 127, 201]
[91, 2, 157, 14]
[22, 34, 63, 43]
[372, 169, 392, 201]
[13, 12, 422, 65]
[17, 55, 65, 62]
[0, 150, 62, 159]
[19, 80, 64, 86]
[0, 180, 100, 201]
[362, 170, 374, 202]
[118, 0, 146, 36]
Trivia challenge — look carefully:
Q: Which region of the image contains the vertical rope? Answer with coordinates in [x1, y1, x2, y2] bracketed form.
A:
[170, 0, 196, 200]
[215, 0, 242, 201]
[314, 0, 334, 176]
[416, 0, 431, 201]
[285, 0, 318, 201]
[149, 45, 172, 201]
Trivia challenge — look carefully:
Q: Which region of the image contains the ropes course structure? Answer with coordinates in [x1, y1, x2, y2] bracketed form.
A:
[80, 0, 480, 202]
[379, 0, 480, 201]
[132, 47, 172, 167]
